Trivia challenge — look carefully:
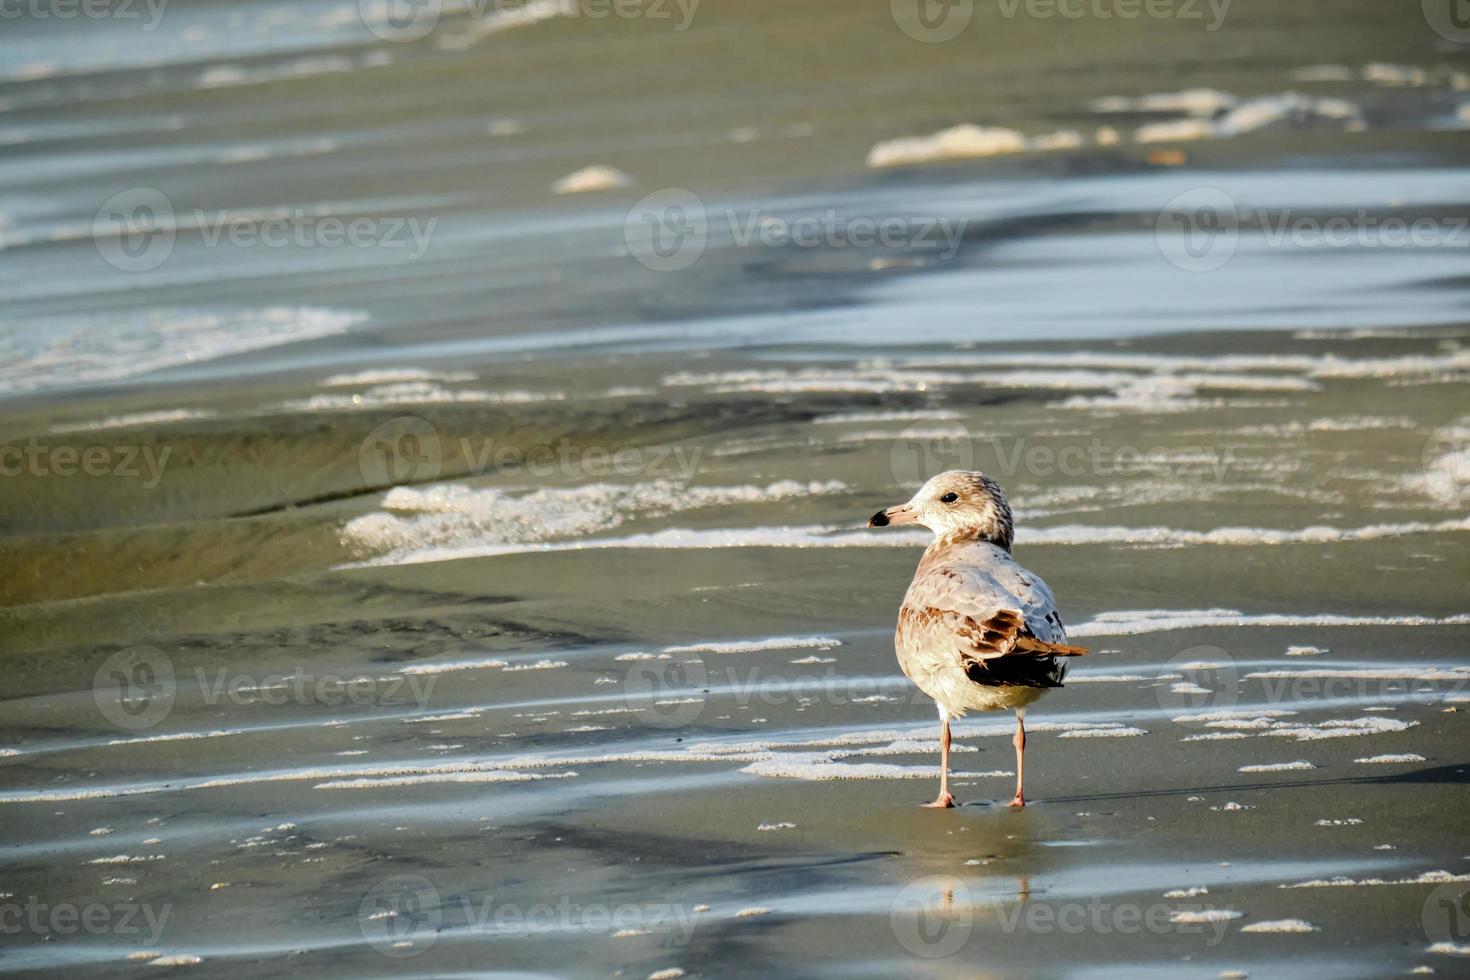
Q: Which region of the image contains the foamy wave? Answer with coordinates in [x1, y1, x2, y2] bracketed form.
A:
[1169, 909, 1242, 925]
[1282, 870, 1470, 889]
[1244, 667, 1470, 682]
[814, 409, 963, 424]
[1240, 919, 1318, 933]
[1071, 608, 1470, 637]
[1096, 89, 1364, 144]
[321, 368, 477, 387]
[1, 307, 364, 396]
[664, 351, 1463, 410]
[552, 165, 631, 194]
[866, 125, 1027, 168]
[741, 757, 1010, 781]
[343, 514, 1470, 567]
[341, 480, 847, 566]
[399, 656, 510, 675]
[317, 770, 577, 789]
[196, 55, 359, 89]
[868, 90, 1364, 166]
[50, 409, 218, 433]
[278, 381, 560, 412]
[1092, 88, 1237, 116]
[663, 637, 842, 655]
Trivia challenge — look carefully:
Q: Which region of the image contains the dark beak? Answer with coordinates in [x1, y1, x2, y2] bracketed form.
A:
[867, 503, 917, 528]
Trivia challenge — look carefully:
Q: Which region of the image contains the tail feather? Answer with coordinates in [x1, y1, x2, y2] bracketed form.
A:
[1014, 636, 1089, 657]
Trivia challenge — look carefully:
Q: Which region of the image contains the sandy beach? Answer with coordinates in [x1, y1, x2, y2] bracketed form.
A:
[2, 1, 1469, 976]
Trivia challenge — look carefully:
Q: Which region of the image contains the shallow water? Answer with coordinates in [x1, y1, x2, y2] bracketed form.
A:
[3, 1, 1470, 977]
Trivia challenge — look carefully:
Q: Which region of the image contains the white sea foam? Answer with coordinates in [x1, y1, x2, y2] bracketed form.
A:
[1135, 119, 1215, 143]
[741, 757, 1010, 781]
[1105, 90, 1363, 143]
[1092, 88, 1238, 116]
[316, 770, 577, 789]
[347, 511, 1470, 567]
[1057, 727, 1148, 738]
[1428, 942, 1470, 956]
[1282, 870, 1470, 889]
[1241, 919, 1318, 933]
[813, 409, 963, 424]
[663, 637, 842, 654]
[552, 165, 630, 194]
[341, 479, 844, 566]
[866, 125, 1028, 167]
[1070, 608, 1470, 637]
[149, 954, 204, 966]
[1, 307, 365, 396]
[1244, 667, 1470, 682]
[1239, 761, 1316, 772]
[1354, 753, 1426, 764]
[197, 56, 354, 90]
[107, 730, 243, 746]
[399, 657, 510, 675]
[51, 409, 218, 433]
[321, 367, 476, 387]
[1174, 709, 1299, 723]
[279, 381, 558, 411]
[1168, 909, 1242, 924]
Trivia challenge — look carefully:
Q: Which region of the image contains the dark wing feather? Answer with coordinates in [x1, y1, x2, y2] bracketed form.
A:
[899, 606, 1087, 690]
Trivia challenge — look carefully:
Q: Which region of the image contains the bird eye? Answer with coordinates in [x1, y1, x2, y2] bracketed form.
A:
[939, 491, 959, 503]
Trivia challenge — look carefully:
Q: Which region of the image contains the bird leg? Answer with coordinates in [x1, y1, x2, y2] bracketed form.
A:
[1008, 712, 1026, 808]
[922, 713, 956, 808]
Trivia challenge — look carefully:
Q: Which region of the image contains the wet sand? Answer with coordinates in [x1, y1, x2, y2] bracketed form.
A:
[3, 324, 1469, 978]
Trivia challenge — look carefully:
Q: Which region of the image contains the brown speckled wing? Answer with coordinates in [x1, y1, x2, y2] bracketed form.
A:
[897, 605, 1086, 689]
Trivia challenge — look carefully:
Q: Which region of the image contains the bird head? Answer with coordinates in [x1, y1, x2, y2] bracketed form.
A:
[867, 469, 1014, 550]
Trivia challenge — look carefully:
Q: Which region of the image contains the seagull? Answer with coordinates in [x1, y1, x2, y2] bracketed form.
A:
[868, 470, 1087, 808]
